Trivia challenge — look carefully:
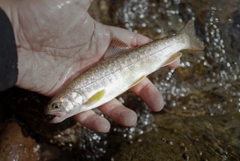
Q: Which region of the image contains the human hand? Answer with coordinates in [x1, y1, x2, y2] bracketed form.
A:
[1, 0, 179, 132]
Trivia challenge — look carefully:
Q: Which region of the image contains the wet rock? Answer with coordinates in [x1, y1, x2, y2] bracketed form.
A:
[112, 114, 240, 161]
[0, 122, 40, 161]
[229, 10, 240, 53]
[0, 87, 76, 142]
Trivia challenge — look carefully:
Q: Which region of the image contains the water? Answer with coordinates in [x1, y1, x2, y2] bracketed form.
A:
[109, 0, 240, 117]
[0, 0, 240, 160]
[91, 0, 240, 160]
[104, 0, 240, 160]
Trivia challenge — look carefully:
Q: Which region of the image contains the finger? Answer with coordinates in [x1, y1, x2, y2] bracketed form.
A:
[73, 110, 110, 133]
[78, 0, 94, 10]
[130, 78, 164, 111]
[98, 99, 137, 126]
[110, 26, 152, 47]
[167, 58, 180, 68]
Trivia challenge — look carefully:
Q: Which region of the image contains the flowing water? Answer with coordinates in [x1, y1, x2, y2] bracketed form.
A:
[100, 0, 240, 160]
[0, 0, 240, 161]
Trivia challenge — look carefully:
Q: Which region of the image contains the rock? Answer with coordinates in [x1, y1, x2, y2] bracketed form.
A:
[0, 122, 40, 161]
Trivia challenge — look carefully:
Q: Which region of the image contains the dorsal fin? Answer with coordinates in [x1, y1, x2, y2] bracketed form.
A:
[154, 33, 168, 40]
[104, 38, 133, 60]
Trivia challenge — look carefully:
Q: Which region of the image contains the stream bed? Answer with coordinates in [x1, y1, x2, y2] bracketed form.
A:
[0, 0, 239, 160]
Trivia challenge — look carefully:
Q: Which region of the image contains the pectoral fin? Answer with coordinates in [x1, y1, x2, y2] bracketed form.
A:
[130, 75, 146, 88]
[161, 52, 182, 67]
[86, 90, 105, 104]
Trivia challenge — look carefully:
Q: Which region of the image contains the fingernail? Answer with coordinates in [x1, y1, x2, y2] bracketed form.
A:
[99, 121, 110, 133]
[121, 110, 137, 126]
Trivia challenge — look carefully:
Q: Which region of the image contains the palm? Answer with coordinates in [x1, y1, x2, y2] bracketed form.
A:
[14, 0, 116, 95]
[4, 0, 180, 132]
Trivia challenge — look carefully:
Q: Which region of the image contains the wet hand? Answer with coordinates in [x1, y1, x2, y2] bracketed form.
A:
[2, 0, 180, 132]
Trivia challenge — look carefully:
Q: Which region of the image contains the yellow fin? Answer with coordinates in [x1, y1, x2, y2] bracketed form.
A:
[161, 52, 182, 67]
[130, 76, 146, 88]
[86, 90, 105, 104]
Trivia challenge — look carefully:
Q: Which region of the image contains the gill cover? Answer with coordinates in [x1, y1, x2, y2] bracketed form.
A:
[52, 89, 86, 112]
[66, 89, 85, 105]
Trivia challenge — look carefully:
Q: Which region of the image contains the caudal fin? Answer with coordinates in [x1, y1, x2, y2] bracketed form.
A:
[179, 20, 205, 50]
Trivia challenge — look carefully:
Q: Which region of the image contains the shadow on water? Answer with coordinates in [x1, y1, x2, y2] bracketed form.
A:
[0, 0, 240, 160]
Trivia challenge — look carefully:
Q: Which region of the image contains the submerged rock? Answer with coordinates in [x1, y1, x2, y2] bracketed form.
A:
[0, 122, 40, 161]
[112, 114, 240, 161]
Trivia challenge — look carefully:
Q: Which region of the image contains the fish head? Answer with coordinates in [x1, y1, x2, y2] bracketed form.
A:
[45, 89, 85, 123]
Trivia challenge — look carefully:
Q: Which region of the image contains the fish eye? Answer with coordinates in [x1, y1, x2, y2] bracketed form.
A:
[51, 102, 61, 109]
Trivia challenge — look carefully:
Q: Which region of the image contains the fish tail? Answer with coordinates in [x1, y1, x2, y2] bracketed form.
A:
[179, 20, 205, 50]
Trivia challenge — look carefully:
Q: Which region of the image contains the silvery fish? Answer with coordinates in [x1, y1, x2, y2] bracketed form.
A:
[45, 20, 204, 123]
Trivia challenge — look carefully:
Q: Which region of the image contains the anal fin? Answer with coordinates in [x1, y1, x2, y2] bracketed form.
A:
[130, 75, 146, 88]
[161, 52, 182, 67]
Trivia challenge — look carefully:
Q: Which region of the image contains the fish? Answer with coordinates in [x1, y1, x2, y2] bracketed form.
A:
[45, 20, 204, 123]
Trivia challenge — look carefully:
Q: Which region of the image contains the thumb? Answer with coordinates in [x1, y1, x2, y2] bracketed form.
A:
[109, 26, 152, 48]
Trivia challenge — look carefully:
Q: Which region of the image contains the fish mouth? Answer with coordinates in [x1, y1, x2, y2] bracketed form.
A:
[46, 114, 56, 121]
[46, 112, 66, 123]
